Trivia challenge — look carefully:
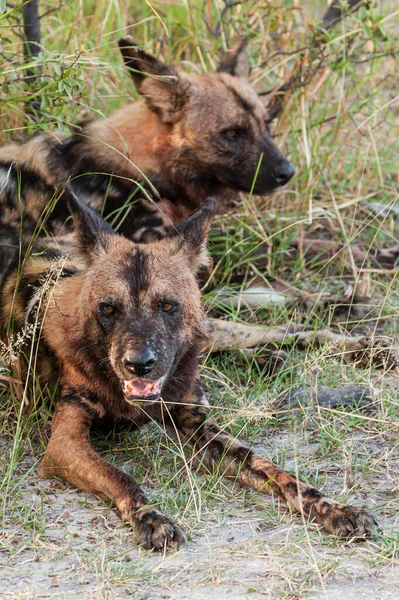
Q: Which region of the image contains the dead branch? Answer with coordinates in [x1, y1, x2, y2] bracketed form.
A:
[264, 0, 372, 119]
[321, 0, 369, 29]
[277, 385, 374, 411]
[290, 238, 399, 269]
[22, 0, 42, 117]
[204, 318, 399, 370]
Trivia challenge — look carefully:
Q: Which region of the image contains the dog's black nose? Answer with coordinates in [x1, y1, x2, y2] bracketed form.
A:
[123, 348, 156, 376]
[272, 161, 296, 185]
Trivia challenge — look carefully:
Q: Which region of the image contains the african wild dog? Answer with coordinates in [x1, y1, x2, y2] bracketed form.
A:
[0, 188, 376, 550]
[0, 38, 295, 283]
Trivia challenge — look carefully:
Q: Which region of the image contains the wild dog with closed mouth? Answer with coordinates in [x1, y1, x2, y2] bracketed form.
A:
[0, 38, 295, 282]
[0, 188, 376, 550]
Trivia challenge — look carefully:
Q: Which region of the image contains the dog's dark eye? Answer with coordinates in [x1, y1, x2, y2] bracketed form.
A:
[101, 304, 114, 315]
[223, 128, 239, 139]
[98, 302, 117, 331]
[160, 300, 177, 313]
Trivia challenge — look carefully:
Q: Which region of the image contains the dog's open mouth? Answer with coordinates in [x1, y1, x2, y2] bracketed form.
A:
[122, 377, 165, 401]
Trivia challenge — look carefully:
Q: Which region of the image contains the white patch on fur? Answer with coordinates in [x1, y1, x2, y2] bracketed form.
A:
[24, 257, 69, 323]
[24, 287, 43, 323]
[0, 165, 16, 194]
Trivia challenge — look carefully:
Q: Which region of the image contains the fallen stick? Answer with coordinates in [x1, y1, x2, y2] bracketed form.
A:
[290, 238, 399, 270]
[277, 385, 374, 411]
[204, 318, 399, 369]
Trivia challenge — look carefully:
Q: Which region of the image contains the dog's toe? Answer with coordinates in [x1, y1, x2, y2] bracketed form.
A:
[134, 509, 186, 551]
[323, 504, 378, 538]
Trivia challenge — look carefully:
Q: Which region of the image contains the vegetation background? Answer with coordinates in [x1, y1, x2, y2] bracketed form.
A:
[0, 1, 398, 598]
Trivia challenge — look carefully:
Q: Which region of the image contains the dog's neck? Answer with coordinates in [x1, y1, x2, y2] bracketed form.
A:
[82, 101, 170, 178]
[80, 101, 221, 210]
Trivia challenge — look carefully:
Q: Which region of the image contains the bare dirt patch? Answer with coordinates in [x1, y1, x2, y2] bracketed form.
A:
[1, 423, 398, 600]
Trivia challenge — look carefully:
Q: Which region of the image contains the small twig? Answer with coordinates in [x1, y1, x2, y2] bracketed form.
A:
[39, 1, 63, 20]
[203, 0, 243, 39]
[321, 0, 369, 29]
[264, 0, 371, 119]
[352, 51, 398, 63]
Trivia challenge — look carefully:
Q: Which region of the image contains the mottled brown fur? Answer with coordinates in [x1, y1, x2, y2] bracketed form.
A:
[0, 189, 377, 550]
[0, 39, 295, 282]
[0, 40, 376, 548]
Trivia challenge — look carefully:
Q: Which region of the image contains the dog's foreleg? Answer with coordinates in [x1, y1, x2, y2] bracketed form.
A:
[38, 399, 186, 550]
[172, 386, 377, 537]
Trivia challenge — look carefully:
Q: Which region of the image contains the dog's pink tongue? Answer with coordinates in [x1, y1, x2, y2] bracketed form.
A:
[123, 379, 161, 398]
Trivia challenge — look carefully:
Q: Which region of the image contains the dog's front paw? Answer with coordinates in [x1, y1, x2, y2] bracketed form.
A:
[133, 509, 187, 551]
[319, 502, 378, 538]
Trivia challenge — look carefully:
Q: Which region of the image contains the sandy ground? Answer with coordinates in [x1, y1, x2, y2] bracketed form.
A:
[1, 428, 398, 600]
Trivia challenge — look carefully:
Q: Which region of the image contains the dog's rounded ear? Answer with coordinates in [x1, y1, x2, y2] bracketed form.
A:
[64, 184, 114, 261]
[118, 38, 191, 124]
[217, 38, 251, 78]
[169, 198, 217, 273]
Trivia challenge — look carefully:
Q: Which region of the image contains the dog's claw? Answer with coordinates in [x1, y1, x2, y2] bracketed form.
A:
[133, 510, 186, 551]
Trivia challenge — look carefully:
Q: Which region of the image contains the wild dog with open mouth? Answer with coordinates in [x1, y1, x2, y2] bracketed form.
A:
[0, 38, 295, 281]
[0, 188, 376, 550]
